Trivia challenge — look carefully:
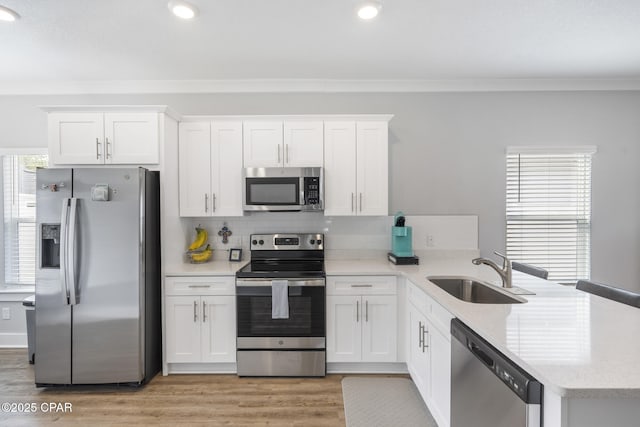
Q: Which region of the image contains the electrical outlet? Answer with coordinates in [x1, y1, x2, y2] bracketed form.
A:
[2, 307, 10, 320]
[426, 235, 435, 247]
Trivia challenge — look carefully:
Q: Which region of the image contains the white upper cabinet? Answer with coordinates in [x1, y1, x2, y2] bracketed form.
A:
[324, 120, 389, 216]
[179, 121, 243, 217]
[283, 121, 324, 167]
[243, 121, 284, 167]
[104, 113, 159, 164]
[179, 122, 212, 217]
[48, 111, 159, 165]
[243, 120, 323, 167]
[210, 122, 244, 216]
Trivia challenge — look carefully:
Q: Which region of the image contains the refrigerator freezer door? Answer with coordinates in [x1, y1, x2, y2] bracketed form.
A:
[71, 168, 145, 384]
[35, 168, 73, 385]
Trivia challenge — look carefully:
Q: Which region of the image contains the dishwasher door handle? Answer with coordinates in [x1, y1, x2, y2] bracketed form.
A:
[470, 342, 495, 368]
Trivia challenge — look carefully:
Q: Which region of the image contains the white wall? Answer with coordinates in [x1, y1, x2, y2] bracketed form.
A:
[0, 91, 638, 291]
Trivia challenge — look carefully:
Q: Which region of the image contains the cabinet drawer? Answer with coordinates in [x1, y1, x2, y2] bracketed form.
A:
[327, 276, 397, 295]
[165, 276, 235, 296]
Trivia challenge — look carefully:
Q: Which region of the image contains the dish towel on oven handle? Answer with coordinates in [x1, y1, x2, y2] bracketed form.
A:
[271, 280, 289, 319]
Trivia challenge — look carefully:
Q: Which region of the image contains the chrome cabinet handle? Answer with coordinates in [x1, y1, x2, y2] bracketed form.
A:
[193, 301, 198, 322]
[277, 145, 281, 163]
[212, 193, 216, 212]
[202, 301, 207, 322]
[96, 138, 101, 160]
[351, 193, 354, 212]
[204, 194, 208, 213]
[418, 321, 424, 350]
[286, 144, 289, 164]
[105, 137, 111, 159]
[359, 193, 363, 212]
[188, 284, 211, 288]
[351, 284, 372, 288]
[423, 328, 429, 351]
[356, 300, 360, 323]
[365, 300, 368, 322]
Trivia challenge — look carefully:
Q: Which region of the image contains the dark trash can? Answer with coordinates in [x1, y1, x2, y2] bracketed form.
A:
[22, 295, 35, 364]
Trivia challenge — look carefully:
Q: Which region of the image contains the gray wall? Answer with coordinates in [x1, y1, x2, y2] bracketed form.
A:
[0, 91, 638, 290]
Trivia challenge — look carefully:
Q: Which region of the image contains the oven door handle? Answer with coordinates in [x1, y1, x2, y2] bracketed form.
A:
[235, 279, 326, 287]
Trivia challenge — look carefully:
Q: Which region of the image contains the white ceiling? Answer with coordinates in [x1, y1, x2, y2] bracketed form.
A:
[2, 0, 640, 93]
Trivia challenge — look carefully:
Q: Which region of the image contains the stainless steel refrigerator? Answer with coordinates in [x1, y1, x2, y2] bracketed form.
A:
[35, 167, 161, 386]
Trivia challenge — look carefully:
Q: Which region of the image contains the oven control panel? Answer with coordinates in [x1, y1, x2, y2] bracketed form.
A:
[250, 233, 324, 251]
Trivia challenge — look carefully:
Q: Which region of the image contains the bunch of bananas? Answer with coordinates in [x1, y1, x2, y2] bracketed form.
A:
[186, 225, 213, 263]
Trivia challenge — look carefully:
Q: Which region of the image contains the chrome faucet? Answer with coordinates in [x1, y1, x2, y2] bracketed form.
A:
[472, 251, 512, 288]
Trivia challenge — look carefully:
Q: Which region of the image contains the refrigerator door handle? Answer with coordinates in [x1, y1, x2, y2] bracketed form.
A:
[60, 198, 70, 305]
[67, 198, 79, 305]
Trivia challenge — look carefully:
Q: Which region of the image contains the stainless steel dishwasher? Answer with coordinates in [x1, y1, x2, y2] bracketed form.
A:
[451, 319, 542, 427]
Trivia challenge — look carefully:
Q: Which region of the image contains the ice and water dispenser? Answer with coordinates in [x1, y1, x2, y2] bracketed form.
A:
[41, 224, 60, 268]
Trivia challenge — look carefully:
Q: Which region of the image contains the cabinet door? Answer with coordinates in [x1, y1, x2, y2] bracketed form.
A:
[428, 321, 451, 427]
[104, 113, 159, 164]
[200, 296, 236, 363]
[283, 121, 324, 167]
[165, 296, 201, 363]
[48, 113, 105, 164]
[323, 121, 357, 216]
[211, 121, 243, 216]
[361, 295, 397, 362]
[356, 121, 388, 215]
[407, 304, 430, 401]
[179, 122, 212, 217]
[243, 121, 283, 167]
[326, 295, 361, 362]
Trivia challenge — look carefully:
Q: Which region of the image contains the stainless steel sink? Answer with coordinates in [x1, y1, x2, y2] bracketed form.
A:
[427, 276, 526, 304]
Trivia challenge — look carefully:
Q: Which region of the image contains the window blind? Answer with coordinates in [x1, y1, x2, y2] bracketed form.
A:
[506, 148, 594, 284]
[3, 155, 48, 285]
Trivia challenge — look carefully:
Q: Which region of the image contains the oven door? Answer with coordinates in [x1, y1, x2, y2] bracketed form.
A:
[236, 278, 325, 349]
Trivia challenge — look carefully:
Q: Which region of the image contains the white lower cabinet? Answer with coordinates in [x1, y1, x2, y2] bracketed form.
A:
[407, 281, 452, 427]
[165, 276, 236, 368]
[326, 276, 397, 364]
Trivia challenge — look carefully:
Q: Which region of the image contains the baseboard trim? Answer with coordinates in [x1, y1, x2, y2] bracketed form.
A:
[0, 333, 27, 348]
[166, 362, 237, 374]
[327, 362, 408, 374]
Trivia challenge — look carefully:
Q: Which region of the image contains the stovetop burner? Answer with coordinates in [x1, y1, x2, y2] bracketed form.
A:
[236, 233, 325, 279]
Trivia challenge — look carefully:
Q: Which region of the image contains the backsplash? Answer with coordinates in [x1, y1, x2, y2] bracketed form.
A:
[173, 214, 478, 263]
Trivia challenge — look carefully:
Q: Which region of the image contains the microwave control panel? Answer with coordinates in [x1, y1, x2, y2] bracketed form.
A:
[303, 177, 321, 205]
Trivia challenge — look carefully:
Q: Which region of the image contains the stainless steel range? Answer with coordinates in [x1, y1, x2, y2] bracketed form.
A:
[235, 233, 326, 377]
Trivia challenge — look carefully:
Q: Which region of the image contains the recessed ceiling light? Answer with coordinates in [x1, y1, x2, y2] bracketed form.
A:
[0, 5, 20, 22]
[357, 0, 382, 20]
[168, 1, 198, 20]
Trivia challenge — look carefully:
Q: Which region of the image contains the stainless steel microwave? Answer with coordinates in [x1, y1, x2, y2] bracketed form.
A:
[243, 167, 323, 212]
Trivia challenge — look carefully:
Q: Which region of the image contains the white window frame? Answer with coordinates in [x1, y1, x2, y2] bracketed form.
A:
[0, 148, 48, 287]
[505, 146, 596, 284]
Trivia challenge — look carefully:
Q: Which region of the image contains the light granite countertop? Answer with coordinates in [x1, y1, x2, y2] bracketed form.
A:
[163, 250, 640, 398]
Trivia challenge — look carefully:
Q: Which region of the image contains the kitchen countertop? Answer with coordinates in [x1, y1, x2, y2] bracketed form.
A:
[163, 251, 640, 398]
[164, 261, 246, 276]
[330, 253, 640, 399]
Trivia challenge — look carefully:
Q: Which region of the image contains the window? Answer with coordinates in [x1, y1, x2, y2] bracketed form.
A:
[506, 147, 595, 284]
[2, 154, 48, 285]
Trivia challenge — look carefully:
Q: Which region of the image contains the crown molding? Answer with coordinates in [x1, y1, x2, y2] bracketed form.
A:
[2, 78, 640, 95]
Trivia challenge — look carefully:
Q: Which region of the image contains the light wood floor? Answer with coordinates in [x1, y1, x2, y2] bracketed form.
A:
[0, 349, 399, 426]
